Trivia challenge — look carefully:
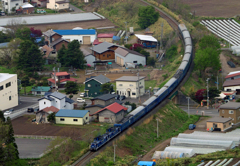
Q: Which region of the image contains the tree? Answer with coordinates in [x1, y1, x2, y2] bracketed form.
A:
[57, 44, 67, 66]
[0, 31, 11, 43]
[195, 89, 206, 102]
[147, 57, 156, 66]
[21, 75, 30, 95]
[30, 27, 42, 37]
[165, 45, 177, 59]
[206, 87, 221, 101]
[47, 113, 56, 123]
[100, 83, 113, 94]
[64, 81, 79, 94]
[0, 111, 5, 122]
[138, 6, 159, 29]
[199, 35, 220, 50]
[16, 27, 34, 42]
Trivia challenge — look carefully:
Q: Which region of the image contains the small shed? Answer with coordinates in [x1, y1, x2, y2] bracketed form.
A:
[97, 33, 114, 43]
[31, 86, 51, 96]
[138, 161, 156, 166]
[55, 109, 89, 125]
[206, 117, 232, 132]
[20, 3, 35, 14]
[135, 34, 157, 48]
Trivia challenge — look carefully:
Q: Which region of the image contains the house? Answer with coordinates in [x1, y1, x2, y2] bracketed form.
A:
[53, 29, 97, 45]
[38, 91, 74, 110]
[0, 73, 18, 111]
[17, 3, 34, 14]
[47, 0, 69, 10]
[1, 0, 26, 13]
[223, 79, 240, 94]
[55, 109, 89, 125]
[225, 71, 240, 81]
[36, 106, 59, 123]
[206, 117, 232, 132]
[85, 94, 122, 115]
[219, 102, 240, 125]
[41, 45, 55, 64]
[31, 0, 47, 7]
[97, 33, 114, 43]
[135, 34, 157, 48]
[115, 47, 146, 66]
[31, 86, 51, 96]
[84, 74, 111, 97]
[47, 72, 77, 88]
[115, 76, 145, 98]
[90, 42, 118, 61]
[81, 47, 95, 67]
[92, 102, 127, 123]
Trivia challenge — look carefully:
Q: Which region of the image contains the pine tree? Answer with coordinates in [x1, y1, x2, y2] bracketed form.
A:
[57, 44, 67, 66]
[0, 111, 5, 122]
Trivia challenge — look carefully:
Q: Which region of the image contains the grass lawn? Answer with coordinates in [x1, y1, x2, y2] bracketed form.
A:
[35, 7, 55, 13]
[182, 74, 205, 96]
[20, 86, 33, 95]
[145, 80, 157, 91]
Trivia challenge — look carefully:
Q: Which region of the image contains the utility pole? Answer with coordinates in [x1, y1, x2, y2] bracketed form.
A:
[217, 75, 218, 90]
[156, 119, 159, 138]
[206, 78, 210, 109]
[160, 23, 164, 52]
[113, 144, 117, 162]
[138, 72, 141, 104]
[125, 22, 128, 44]
[187, 97, 190, 118]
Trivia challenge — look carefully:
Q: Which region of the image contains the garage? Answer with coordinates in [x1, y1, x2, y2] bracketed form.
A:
[116, 56, 124, 66]
[83, 36, 91, 45]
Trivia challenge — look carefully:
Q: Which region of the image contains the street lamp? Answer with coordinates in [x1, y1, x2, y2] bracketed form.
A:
[186, 97, 190, 118]
[125, 22, 128, 44]
[149, 87, 152, 98]
[206, 78, 210, 109]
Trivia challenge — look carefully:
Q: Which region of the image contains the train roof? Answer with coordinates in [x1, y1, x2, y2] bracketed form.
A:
[182, 31, 190, 38]
[185, 45, 192, 54]
[182, 53, 191, 62]
[178, 61, 188, 70]
[184, 38, 192, 46]
[129, 106, 145, 116]
[154, 87, 168, 97]
[178, 24, 187, 32]
[164, 78, 177, 87]
[142, 96, 157, 106]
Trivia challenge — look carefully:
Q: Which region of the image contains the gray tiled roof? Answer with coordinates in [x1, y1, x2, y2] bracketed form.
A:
[92, 94, 117, 101]
[219, 102, 240, 109]
[65, 97, 74, 104]
[50, 38, 69, 47]
[90, 42, 114, 53]
[43, 30, 57, 37]
[115, 47, 145, 57]
[223, 79, 240, 87]
[85, 104, 105, 108]
[115, 76, 145, 82]
[49, 92, 66, 99]
[207, 117, 232, 123]
[85, 74, 110, 84]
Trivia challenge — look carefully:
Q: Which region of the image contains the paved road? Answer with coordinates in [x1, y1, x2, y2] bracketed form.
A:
[69, 4, 83, 13]
[16, 138, 52, 158]
[179, 106, 219, 117]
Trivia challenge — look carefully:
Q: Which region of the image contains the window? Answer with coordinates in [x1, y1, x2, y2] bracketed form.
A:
[229, 122, 231, 125]
[129, 84, 133, 87]
[56, 101, 57, 102]
[6, 82, 11, 88]
[224, 125, 226, 128]
[86, 117, 88, 120]
[88, 84, 91, 87]
[37, 91, 41, 94]
[133, 61, 137, 63]
[95, 92, 97, 95]
[95, 84, 97, 87]
[0, 85, 3, 91]
[222, 110, 224, 113]
[119, 84, 123, 86]
[15, 3, 18, 5]
[44, 102, 46, 104]
[132, 92, 136, 95]
[73, 119, 78, 121]
[103, 54, 105, 57]
[9, 96, 11, 101]
[60, 118, 65, 121]
[5, 2, 8, 5]
[229, 110, 234, 114]
[52, 51, 56, 54]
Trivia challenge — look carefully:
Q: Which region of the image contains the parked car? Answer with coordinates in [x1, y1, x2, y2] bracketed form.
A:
[0, 11, 5, 16]
[80, 93, 86, 97]
[227, 61, 236, 68]
[189, 124, 196, 130]
[27, 108, 34, 113]
[4, 111, 12, 116]
[77, 98, 85, 102]
[115, 95, 126, 101]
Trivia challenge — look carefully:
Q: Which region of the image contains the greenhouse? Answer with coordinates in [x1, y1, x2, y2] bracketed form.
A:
[164, 147, 195, 157]
[168, 146, 225, 154]
[170, 138, 235, 149]
[152, 151, 184, 159]
[178, 133, 240, 146]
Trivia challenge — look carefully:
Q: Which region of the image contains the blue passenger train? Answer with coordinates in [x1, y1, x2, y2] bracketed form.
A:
[90, 23, 193, 151]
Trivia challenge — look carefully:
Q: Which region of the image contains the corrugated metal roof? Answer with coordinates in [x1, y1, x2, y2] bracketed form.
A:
[207, 117, 232, 123]
[225, 71, 240, 79]
[56, 109, 89, 118]
[92, 102, 127, 115]
[223, 79, 240, 87]
[115, 76, 145, 82]
[135, 34, 157, 42]
[53, 29, 96, 35]
[49, 92, 66, 99]
[115, 47, 145, 57]
[31, 86, 50, 92]
[85, 74, 110, 84]
[97, 33, 114, 38]
[90, 42, 114, 53]
[219, 102, 240, 109]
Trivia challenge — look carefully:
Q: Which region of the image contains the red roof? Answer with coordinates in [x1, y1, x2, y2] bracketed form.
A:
[97, 33, 114, 38]
[52, 72, 69, 76]
[223, 92, 236, 95]
[42, 106, 59, 113]
[93, 39, 102, 45]
[92, 102, 127, 115]
[225, 72, 240, 79]
[47, 77, 77, 83]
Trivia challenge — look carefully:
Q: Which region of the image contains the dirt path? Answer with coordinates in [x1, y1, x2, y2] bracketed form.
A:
[220, 53, 240, 76]
[141, 117, 211, 161]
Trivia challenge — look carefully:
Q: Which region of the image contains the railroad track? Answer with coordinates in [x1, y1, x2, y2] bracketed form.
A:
[73, 1, 193, 166]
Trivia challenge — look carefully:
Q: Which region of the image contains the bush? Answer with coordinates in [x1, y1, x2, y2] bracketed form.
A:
[236, 98, 240, 102]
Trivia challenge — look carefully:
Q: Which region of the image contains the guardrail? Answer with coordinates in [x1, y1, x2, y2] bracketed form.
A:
[14, 135, 57, 140]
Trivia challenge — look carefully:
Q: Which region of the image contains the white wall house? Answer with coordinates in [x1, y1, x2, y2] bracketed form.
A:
[53, 29, 97, 45]
[115, 47, 146, 67]
[38, 91, 74, 110]
[1, 0, 25, 13]
[115, 76, 145, 99]
[0, 73, 18, 111]
[47, 0, 69, 10]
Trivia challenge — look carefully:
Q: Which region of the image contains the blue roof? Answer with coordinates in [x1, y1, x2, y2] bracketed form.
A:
[0, 42, 9, 48]
[138, 161, 156, 166]
[56, 109, 89, 118]
[31, 86, 50, 92]
[53, 29, 96, 35]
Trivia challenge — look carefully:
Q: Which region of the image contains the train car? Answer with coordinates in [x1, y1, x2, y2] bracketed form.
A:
[143, 96, 158, 113]
[154, 87, 168, 103]
[129, 106, 146, 123]
[178, 24, 188, 35]
[185, 45, 192, 54]
[164, 78, 178, 93]
[182, 53, 191, 62]
[184, 38, 192, 46]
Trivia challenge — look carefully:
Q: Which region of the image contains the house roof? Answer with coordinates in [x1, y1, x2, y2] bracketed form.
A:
[97, 33, 114, 38]
[135, 34, 157, 42]
[223, 79, 240, 87]
[21, 3, 34, 8]
[80, 47, 92, 56]
[48, 77, 77, 83]
[56, 0, 68, 4]
[90, 42, 115, 54]
[42, 106, 59, 113]
[93, 39, 102, 45]
[43, 29, 59, 37]
[84, 74, 110, 84]
[65, 97, 75, 104]
[225, 71, 240, 79]
[92, 102, 127, 115]
[91, 94, 117, 101]
[48, 91, 66, 99]
[42, 45, 54, 58]
[53, 29, 96, 35]
[115, 76, 145, 82]
[115, 47, 145, 57]
[138, 161, 156, 166]
[0, 42, 9, 48]
[219, 102, 240, 109]
[56, 109, 89, 118]
[52, 72, 69, 76]
[207, 117, 232, 123]
[50, 38, 69, 47]
[85, 104, 105, 108]
[31, 86, 50, 92]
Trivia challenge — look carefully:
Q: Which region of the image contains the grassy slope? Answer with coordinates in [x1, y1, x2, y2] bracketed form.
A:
[87, 102, 199, 166]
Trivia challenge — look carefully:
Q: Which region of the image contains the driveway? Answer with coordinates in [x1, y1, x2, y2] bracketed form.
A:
[69, 4, 83, 13]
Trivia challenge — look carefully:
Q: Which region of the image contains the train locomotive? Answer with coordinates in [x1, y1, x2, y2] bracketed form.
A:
[90, 24, 193, 151]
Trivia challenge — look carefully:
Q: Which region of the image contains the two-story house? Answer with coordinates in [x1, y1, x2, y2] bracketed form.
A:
[97, 33, 114, 43]
[0, 73, 18, 111]
[84, 74, 110, 97]
[115, 76, 145, 98]
[1, 0, 27, 13]
[219, 102, 240, 125]
[47, 72, 77, 89]
[90, 42, 118, 61]
[46, 0, 69, 10]
[38, 91, 74, 110]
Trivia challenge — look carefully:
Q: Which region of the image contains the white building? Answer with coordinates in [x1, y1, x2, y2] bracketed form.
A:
[115, 76, 145, 98]
[38, 91, 74, 110]
[53, 29, 97, 45]
[1, 0, 25, 13]
[0, 73, 18, 111]
[46, 0, 69, 10]
[115, 47, 146, 67]
[223, 79, 240, 94]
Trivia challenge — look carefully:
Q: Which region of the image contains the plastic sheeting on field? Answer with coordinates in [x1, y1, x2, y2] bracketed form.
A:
[152, 151, 184, 159]
[168, 146, 225, 154]
[178, 133, 240, 146]
[164, 147, 195, 157]
[170, 138, 235, 149]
